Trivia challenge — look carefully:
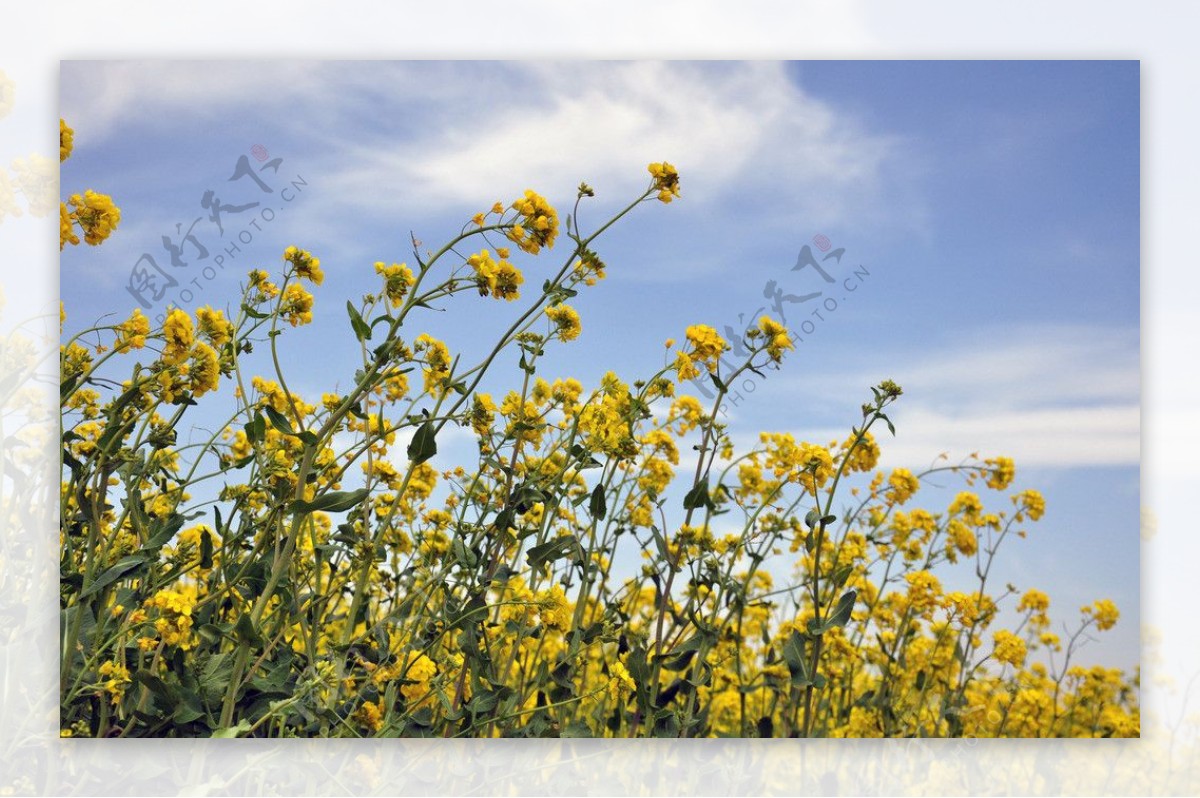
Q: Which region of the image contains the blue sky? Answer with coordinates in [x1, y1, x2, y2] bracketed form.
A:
[60, 60, 1139, 670]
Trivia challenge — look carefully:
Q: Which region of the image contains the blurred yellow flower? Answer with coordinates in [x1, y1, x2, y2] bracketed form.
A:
[60, 118, 74, 162]
[67, 189, 121, 245]
[647, 161, 681, 203]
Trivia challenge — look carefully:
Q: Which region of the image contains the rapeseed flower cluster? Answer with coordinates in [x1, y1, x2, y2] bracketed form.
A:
[507, 189, 558, 254]
[59, 157, 1135, 740]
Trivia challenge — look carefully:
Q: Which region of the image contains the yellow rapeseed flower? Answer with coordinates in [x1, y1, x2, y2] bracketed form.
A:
[67, 190, 121, 246]
[1084, 598, 1120, 631]
[607, 659, 636, 701]
[189, 341, 221, 397]
[1014, 489, 1045, 521]
[284, 245, 323, 285]
[985, 456, 1016, 490]
[507, 190, 558, 254]
[161, 308, 194, 365]
[537, 585, 572, 629]
[545, 304, 582, 342]
[414, 333, 451, 396]
[1018, 589, 1050, 614]
[280, 283, 315, 326]
[60, 118, 74, 162]
[374, 261, 415, 307]
[352, 700, 384, 733]
[683, 324, 728, 374]
[97, 661, 131, 705]
[647, 161, 681, 203]
[887, 468, 920, 504]
[993, 629, 1027, 667]
[60, 202, 79, 250]
[196, 305, 234, 348]
[470, 393, 496, 436]
[757, 316, 793, 362]
[467, 249, 524, 301]
[116, 308, 150, 351]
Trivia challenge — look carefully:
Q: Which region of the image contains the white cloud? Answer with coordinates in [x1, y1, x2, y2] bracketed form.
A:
[871, 403, 1138, 469]
[752, 322, 1139, 469]
[61, 62, 331, 141]
[62, 61, 912, 234]
[326, 62, 905, 224]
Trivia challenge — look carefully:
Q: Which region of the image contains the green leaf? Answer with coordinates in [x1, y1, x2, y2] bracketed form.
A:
[290, 488, 369, 515]
[141, 510, 187, 554]
[661, 634, 707, 672]
[262, 405, 297, 436]
[245, 411, 266, 444]
[452, 537, 478, 569]
[80, 555, 147, 598]
[830, 585, 859, 628]
[804, 508, 821, 529]
[173, 690, 205, 724]
[95, 417, 136, 457]
[133, 670, 178, 704]
[466, 689, 500, 714]
[407, 420, 437, 465]
[526, 535, 578, 571]
[831, 564, 854, 589]
[346, 300, 372, 341]
[211, 719, 252, 738]
[808, 591, 857, 636]
[512, 484, 545, 514]
[60, 372, 80, 400]
[489, 564, 516, 584]
[234, 613, 263, 647]
[652, 710, 681, 738]
[879, 412, 896, 436]
[686, 660, 713, 688]
[661, 649, 696, 672]
[198, 624, 224, 646]
[454, 593, 489, 628]
[371, 315, 395, 333]
[199, 527, 214, 570]
[682, 477, 713, 511]
[561, 720, 593, 738]
[782, 629, 813, 687]
[589, 484, 606, 520]
[709, 372, 727, 393]
[493, 507, 515, 534]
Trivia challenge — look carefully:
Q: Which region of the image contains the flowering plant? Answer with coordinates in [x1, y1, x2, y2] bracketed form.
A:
[59, 134, 1136, 738]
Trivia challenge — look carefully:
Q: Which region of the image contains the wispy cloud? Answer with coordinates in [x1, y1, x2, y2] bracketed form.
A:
[61, 61, 345, 142]
[63, 61, 917, 242]
[749, 322, 1138, 469]
[324, 62, 908, 224]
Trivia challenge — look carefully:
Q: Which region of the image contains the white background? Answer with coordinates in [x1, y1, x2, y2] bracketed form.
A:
[1, 2, 1195, 794]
